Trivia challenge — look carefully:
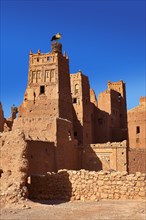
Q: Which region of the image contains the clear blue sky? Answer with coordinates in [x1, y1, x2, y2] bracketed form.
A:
[1, 0, 145, 117]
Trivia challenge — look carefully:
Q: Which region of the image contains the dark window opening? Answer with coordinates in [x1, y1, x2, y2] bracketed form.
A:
[73, 98, 77, 103]
[98, 118, 103, 125]
[122, 152, 124, 155]
[136, 126, 140, 134]
[47, 57, 50, 60]
[40, 86, 45, 94]
[74, 131, 77, 137]
[118, 93, 122, 101]
[0, 169, 3, 178]
[37, 58, 39, 62]
[33, 92, 36, 103]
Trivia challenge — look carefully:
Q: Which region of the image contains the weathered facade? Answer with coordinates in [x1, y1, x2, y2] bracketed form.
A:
[127, 97, 146, 173]
[13, 42, 78, 172]
[0, 42, 145, 177]
[128, 96, 146, 149]
[0, 41, 146, 203]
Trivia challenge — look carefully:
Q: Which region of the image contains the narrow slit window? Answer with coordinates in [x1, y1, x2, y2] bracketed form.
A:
[136, 126, 140, 134]
[40, 85, 45, 94]
[74, 131, 77, 137]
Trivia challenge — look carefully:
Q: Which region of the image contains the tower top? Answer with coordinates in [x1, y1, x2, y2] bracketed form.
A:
[51, 42, 62, 53]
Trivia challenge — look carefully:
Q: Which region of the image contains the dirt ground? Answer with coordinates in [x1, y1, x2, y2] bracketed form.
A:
[1, 199, 146, 220]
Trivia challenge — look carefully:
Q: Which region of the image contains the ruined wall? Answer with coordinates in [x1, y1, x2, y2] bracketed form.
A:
[128, 148, 146, 174]
[0, 130, 28, 204]
[81, 141, 127, 172]
[13, 117, 57, 142]
[28, 170, 146, 201]
[128, 96, 146, 149]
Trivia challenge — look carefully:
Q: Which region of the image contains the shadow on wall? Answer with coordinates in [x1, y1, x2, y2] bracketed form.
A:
[27, 171, 72, 203]
[79, 145, 103, 171]
[72, 106, 103, 171]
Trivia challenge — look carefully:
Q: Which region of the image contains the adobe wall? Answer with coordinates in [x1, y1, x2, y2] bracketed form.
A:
[81, 141, 127, 172]
[70, 71, 92, 145]
[128, 96, 146, 149]
[97, 80, 128, 143]
[0, 130, 28, 204]
[0, 102, 4, 132]
[128, 148, 146, 174]
[13, 117, 57, 142]
[28, 170, 146, 201]
[58, 52, 73, 122]
[27, 140, 56, 175]
[56, 118, 78, 170]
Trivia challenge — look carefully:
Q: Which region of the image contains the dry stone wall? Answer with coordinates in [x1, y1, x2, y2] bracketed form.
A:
[28, 169, 146, 201]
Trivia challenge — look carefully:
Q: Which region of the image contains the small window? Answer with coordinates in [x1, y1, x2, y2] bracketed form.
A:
[40, 85, 45, 94]
[37, 58, 39, 62]
[118, 93, 122, 101]
[98, 118, 103, 125]
[47, 57, 50, 60]
[73, 98, 77, 103]
[136, 126, 140, 134]
[74, 131, 77, 137]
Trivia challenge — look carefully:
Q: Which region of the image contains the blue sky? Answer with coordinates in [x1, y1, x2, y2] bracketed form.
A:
[1, 0, 145, 117]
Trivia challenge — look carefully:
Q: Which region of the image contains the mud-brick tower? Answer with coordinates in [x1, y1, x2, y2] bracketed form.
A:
[97, 80, 128, 142]
[13, 42, 77, 173]
[70, 71, 92, 145]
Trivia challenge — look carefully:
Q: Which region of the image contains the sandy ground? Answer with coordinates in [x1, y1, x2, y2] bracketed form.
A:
[1, 199, 146, 220]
